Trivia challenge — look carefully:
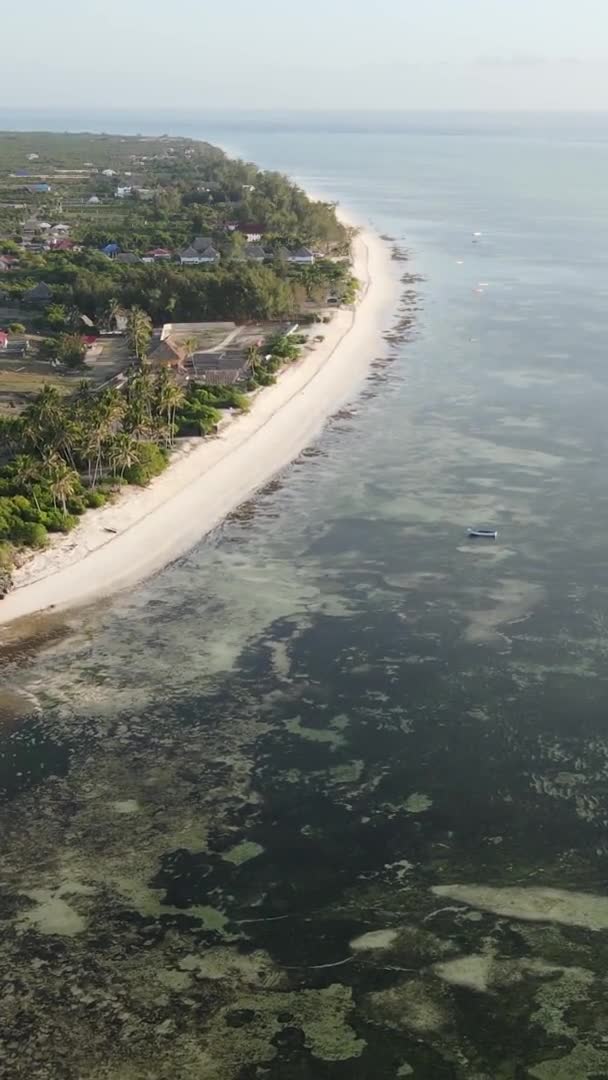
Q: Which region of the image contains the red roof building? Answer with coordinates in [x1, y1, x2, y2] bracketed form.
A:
[48, 238, 78, 252]
[0, 331, 9, 349]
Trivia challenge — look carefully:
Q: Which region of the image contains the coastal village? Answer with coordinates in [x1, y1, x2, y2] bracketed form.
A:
[0, 131, 357, 593]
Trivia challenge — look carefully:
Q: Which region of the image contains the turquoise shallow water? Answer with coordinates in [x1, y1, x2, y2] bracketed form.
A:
[2, 112, 608, 1078]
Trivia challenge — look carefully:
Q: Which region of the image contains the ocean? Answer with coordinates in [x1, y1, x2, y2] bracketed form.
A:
[2, 110, 608, 1078]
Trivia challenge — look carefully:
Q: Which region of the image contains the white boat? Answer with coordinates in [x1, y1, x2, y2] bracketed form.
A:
[467, 527, 498, 540]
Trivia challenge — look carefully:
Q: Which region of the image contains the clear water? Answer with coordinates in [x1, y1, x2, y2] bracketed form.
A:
[2, 111, 608, 1078]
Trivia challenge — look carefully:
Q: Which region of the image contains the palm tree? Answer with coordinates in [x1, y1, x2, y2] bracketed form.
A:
[43, 456, 79, 513]
[182, 336, 199, 367]
[103, 297, 121, 332]
[85, 389, 126, 486]
[125, 363, 155, 439]
[11, 454, 40, 503]
[126, 306, 153, 362]
[164, 382, 185, 445]
[21, 385, 63, 454]
[109, 433, 140, 481]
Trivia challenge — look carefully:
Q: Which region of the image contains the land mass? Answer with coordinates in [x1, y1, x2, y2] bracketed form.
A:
[0, 132, 395, 625]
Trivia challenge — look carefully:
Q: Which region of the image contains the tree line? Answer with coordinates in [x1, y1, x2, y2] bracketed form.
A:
[0, 322, 305, 590]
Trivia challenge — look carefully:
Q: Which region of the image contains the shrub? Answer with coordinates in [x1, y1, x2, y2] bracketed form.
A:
[14, 521, 48, 548]
[85, 490, 106, 509]
[124, 442, 167, 486]
[66, 495, 86, 515]
[43, 508, 70, 532]
[8, 322, 26, 334]
[0, 541, 14, 569]
[10, 494, 33, 515]
[253, 370, 276, 387]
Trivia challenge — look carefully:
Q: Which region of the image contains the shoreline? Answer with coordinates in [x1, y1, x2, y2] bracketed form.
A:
[0, 219, 397, 627]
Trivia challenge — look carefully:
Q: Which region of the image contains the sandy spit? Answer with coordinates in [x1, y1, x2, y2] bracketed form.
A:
[0, 221, 398, 626]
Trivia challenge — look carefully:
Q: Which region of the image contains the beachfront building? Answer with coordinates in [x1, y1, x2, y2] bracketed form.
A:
[190, 347, 252, 385]
[147, 335, 187, 370]
[289, 246, 315, 265]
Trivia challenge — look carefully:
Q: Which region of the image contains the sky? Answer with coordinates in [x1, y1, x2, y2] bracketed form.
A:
[3, 0, 608, 111]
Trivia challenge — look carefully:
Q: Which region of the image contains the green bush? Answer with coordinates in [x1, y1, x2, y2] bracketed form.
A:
[14, 521, 48, 548]
[0, 541, 14, 569]
[66, 495, 87, 515]
[10, 494, 33, 515]
[43, 508, 70, 532]
[253, 370, 276, 387]
[85, 490, 107, 509]
[124, 442, 167, 486]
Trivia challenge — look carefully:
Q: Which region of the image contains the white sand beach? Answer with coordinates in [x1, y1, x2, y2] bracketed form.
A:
[0, 223, 397, 625]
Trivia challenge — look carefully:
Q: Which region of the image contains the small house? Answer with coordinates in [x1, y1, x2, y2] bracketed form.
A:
[49, 238, 78, 252]
[28, 183, 51, 194]
[88, 195, 100, 204]
[114, 252, 141, 264]
[102, 169, 117, 177]
[238, 225, 264, 242]
[244, 243, 267, 263]
[23, 282, 53, 305]
[192, 236, 215, 252]
[27, 153, 40, 161]
[50, 223, 70, 237]
[147, 336, 186, 369]
[194, 245, 219, 265]
[142, 248, 172, 263]
[190, 347, 253, 385]
[289, 247, 315, 265]
[0, 331, 8, 350]
[115, 186, 132, 199]
[0, 258, 10, 273]
[178, 245, 205, 265]
[101, 242, 120, 257]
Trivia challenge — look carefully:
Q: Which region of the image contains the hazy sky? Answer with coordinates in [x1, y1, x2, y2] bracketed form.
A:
[3, 0, 608, 111]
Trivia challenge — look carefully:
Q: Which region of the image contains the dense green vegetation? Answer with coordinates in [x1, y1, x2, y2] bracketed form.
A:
[0, 131, 356, 326]
[0, 327, 304, 585]
[0, 370, 180, 568]
[2, 252, 355, 328]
